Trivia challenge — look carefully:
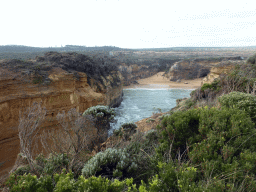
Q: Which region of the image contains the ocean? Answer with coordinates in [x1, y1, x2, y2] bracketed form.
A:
[108, 86, 194, 136]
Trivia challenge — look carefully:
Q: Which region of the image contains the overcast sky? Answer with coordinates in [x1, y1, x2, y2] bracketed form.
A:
[1, 0, 256, 48]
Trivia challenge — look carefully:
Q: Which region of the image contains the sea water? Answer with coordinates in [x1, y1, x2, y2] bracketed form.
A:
[108, 86, 194, 136]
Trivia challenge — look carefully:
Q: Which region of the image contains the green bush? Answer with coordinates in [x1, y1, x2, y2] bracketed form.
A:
[83, 105, 115, 119]
[201, 79, 220, 92]
[81, 148, 138, 181]
[121, 122, 137, 131]
[13, 165, 31, 177]
[12, 152, 71, 182]
[5, 169, 138, 192]
[184, 98, 196, 109]
[156, 108, 201, 163]
[4, 172, 54, 192]
[218, 91, 256, 122]
[156, 106, 256, 190]
[41, 153, 70, 176]
[82, 105, 116, 130]
[141, 129, 160, 157]
[121, 122, 138, 140]
[55, 168, 139, 192]
[112, 122, 137, 141]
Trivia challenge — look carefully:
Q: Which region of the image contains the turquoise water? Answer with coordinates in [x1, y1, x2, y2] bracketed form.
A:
[109, 87, 194, 136]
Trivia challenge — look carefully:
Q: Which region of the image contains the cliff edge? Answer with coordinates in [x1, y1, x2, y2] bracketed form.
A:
[0, 52, 124, 183]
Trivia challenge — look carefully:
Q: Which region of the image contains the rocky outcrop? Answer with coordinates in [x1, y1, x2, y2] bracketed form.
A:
[0, 53, 124, 184]
[202, 60, 245, 84]
[118, 63, 159, 86]
[166, 57, 244, 81]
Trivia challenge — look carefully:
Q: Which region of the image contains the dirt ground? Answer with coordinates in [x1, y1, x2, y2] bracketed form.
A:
[124, 72, 203, 89]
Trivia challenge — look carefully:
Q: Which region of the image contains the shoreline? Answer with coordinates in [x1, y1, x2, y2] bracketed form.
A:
[124, 72, 203, 89]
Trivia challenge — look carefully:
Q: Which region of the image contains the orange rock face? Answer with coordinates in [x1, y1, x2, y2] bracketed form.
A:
[202, 60, 245, 84]
[0, 66, 123, 183]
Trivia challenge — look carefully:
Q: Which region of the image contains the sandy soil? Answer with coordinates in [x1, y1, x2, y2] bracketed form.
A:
[124, 72, 203, 89]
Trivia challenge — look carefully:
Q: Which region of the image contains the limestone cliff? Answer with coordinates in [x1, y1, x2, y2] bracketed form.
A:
[118, 63, 159, 86]
[0, 53, 124, 183]
[202, 60, 245, 84]
[165, 57, 244, 81]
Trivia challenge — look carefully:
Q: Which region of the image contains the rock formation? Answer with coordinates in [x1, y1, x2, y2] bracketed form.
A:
[165, 57, 244, 81]
[202, 60, 245, 84]
[0, 52, 124, 184]
[118, 63, 159, 86]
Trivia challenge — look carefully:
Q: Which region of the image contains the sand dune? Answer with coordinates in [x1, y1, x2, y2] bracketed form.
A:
[124, 72, 203, 89]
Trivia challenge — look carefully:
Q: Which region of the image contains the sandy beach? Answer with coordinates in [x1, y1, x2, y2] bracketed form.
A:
[124, 72, 203, 89]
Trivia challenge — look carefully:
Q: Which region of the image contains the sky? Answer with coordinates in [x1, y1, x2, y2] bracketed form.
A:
[1, 0, 256, 49]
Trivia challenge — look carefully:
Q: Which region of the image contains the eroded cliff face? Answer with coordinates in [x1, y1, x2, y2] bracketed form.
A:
[202, 60, 245, 84]
[166, 59, 216, 81]
[118, 63, 159, 85]
[165, 57, 244, 81]
[0, 66, 123, 183]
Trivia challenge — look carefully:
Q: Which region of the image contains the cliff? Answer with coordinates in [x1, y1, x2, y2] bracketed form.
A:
[0, 52, 124, 183]
[202, 60, 245, 84]
[118, 63, 159, 86]
[165, 57, 244, 81]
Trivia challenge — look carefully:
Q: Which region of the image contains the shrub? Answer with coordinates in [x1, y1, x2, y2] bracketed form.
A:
[201, 79, 220, 92]
[184, 98, 196, 109]
[82, 105, 115, 128]
[55, 169, 138, 192]
[83, 105, 115, 119]
[246, 53, 256, 65]
[189, 107, 256, 190]
[218, 91, 256, 122]
[12, 165, 31, 177]
[121, 122, 137, 131]
[4, 172, 54, 192]
[81, 148, 138, 181]
[156, 108, 201, 163]
[118, 122, 138, 141]
[41, 152, 70, 176]
[156, 106, 256, 190]
[11, 152, 71, 184]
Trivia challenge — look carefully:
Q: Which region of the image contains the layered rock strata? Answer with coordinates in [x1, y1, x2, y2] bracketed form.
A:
[0, 66, 123, 183]
[202, 60, 245, 84]
[118, 63, 159, 86]
[166, 57, 244, 81]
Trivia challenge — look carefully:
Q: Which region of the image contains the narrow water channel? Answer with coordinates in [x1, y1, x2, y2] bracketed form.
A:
[109, 87, 194, 136]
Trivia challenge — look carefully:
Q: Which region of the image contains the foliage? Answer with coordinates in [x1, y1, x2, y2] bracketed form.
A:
[121, 122, 137, 131]
[4, 172, 54, 192]
[4, 169, 139, 192]
[156, 106, 256, 191]
[113, 122, 138, 141]
[83, 105, 115, 124]
[81, 148, 138, 181]
[219, 62, 256, 94]
[156, 108, 201, 162]
[246, 53, 256, 64]
[201, 79, 221, 92]
[218, 91, 256, 122]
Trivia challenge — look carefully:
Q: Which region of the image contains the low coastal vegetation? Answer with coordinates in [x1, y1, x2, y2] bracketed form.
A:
[1, 54, 256, 191]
